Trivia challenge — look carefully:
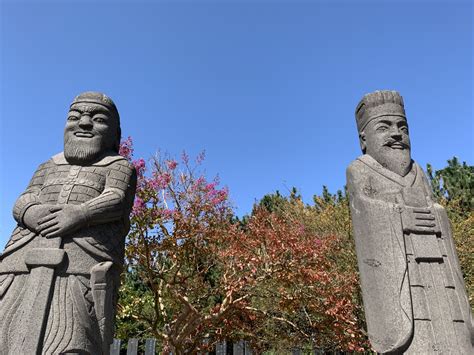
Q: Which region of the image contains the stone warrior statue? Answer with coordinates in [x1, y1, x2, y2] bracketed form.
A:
[0, 92, 137, 354]
[346, 90, 473, 354]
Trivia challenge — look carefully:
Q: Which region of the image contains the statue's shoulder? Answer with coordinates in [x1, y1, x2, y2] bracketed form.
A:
[103, 156, 137, 189]
[347, 156, 365, 170]
[346, 155, 369, 179]
[37, 157, 57, 170]
[29, 156, 58, 175]
[51, 152, 68, 165]
[93, 153, 131, 168]
[97, 155, 137, 186]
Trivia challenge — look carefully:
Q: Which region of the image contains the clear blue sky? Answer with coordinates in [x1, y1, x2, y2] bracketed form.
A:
[1, 1, 472, 247]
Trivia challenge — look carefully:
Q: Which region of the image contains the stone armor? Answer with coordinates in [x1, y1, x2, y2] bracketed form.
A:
[0, 152, 136, 354]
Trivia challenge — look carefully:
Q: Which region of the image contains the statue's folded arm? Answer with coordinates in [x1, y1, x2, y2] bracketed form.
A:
[12, 161, 52, 226]
[82, 158, 137, 227]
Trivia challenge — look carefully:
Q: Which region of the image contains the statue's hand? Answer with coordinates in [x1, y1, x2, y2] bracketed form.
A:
[36, 205, 88, 238]
[23, 204, 55, 233]
[401, 206, 440, 235]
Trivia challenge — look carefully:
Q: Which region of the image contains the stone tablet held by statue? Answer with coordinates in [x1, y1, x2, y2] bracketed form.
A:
[346, 90, 473, 354]
[0, 92, 137, 354]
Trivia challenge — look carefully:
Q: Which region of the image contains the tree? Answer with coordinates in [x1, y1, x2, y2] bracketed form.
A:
[223, 205, 368, 352]
[239, 188, 368, 352]
[118, 139, 250, 353]
[427, 157, 474, 216]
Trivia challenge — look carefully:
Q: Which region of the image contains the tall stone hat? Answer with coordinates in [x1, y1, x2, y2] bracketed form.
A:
[70, 91, 120, 122]
[355, 90, 406, 131]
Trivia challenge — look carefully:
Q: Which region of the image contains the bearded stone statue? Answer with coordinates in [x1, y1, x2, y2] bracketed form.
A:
[0, 92, 137, 354]
[347, 90, 473, 353]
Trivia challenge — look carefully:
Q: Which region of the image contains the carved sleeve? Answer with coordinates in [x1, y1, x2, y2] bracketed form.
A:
[346, 161, 413, 353]
[82, 159, 137, 226]
[12, 160, 51, 224]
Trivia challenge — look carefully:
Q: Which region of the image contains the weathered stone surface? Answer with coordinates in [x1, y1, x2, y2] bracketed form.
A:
[347, 90, 473, 354]
[0, 92, 137, 354]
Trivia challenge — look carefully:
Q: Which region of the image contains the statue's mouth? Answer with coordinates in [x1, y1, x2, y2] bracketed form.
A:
[389, 142, 406, 149]
[385, 141, 408, 149]
[74, 132, 94, 138]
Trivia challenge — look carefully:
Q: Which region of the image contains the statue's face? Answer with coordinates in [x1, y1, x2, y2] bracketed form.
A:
[64, 102, 118, 164]
[360, 115, 412, 176]
[362, 115, 410, 153]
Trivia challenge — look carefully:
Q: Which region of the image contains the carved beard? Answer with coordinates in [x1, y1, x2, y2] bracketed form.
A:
[373, 145, 412, 177]
[64, 133, 104, 165]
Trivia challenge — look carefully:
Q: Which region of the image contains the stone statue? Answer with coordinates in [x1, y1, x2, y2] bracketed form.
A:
[0, 92, 137, 354]
[346, 90, 473, 354]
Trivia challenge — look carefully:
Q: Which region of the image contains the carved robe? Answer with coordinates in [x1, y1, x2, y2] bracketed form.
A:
[0, 152, 136, 354]
[347, 154, 473, 354]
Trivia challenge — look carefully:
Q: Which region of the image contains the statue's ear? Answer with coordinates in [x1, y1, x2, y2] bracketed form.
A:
[359, 131, 366, 153]
[115, 126, 122, 153]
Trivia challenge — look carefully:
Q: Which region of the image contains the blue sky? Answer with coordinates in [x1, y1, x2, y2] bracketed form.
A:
[1, 1, 472, 246]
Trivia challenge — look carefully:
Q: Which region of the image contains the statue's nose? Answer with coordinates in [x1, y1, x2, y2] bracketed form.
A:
[78, 115, 93, 129]
[389, 126, 403, 138]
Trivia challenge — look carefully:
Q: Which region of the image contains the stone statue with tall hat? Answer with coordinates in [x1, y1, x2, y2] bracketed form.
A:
[0, 92, 137, 354]
[346, 90, 473, 353]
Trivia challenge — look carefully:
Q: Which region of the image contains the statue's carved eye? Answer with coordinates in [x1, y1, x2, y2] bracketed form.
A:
[94, 117, 105, 123]
[68, 115, 79, 121]
[376, 125, 388, 132]
[400, 126, 408, 134]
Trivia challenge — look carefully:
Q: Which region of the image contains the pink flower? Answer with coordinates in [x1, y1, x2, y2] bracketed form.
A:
[191, 176, 206, 191]
[146, 178, 159, 190]
[133, 158, 146, 176]
[166, 160, 178, 170]
[210, 188, 228, 205]
[119, 136, 134, 160]
[152, 172, 172, 189]
[132, 197, 146, 216]
[162, 208, 175, 219]
[205, 182, 217, 192]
